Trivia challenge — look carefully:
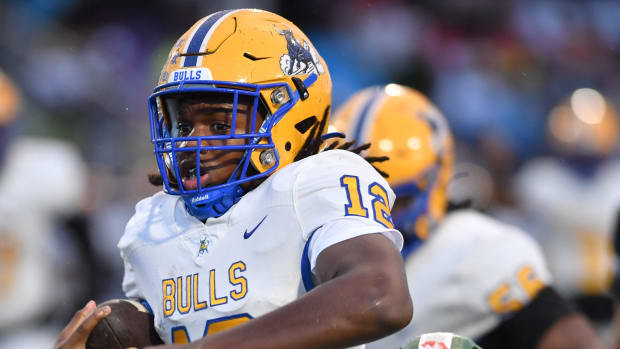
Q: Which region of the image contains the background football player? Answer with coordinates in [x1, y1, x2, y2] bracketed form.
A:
[0, 69, 93, 349]
[513, 88, 620, 338]
[332, 84, 605, 349]
[57, 9, 413, 349]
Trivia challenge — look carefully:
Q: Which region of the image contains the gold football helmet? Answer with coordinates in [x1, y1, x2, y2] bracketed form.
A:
[332, 84, 453, 246]
[547, 88, 618, 159]
[149, 9, 331, 219]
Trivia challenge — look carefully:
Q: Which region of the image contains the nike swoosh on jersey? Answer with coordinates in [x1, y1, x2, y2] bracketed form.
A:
[243, 215, 268, 239]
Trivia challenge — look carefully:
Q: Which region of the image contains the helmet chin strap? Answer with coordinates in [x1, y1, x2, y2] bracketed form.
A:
[183, 185, 244, 221]
[181, 133, 261, 221]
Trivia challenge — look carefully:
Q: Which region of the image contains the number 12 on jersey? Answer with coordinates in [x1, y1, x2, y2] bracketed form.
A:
[340, 175, 394, 229]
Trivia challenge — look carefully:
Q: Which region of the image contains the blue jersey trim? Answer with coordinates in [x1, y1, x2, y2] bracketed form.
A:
[301, 226, 322, 292]
[140, 299, 154, 315]
[183, 10, 233, 67]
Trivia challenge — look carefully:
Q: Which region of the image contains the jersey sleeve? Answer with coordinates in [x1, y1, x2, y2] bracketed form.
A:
[118, 194, 164, 300]
[293, 150, 403, 272]
[120, 249, 144, 299]
[463, 221, 552, 317]
[119, 202, 147, 299]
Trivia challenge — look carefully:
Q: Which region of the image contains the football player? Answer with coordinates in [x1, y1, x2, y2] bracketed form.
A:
[332, 84, 605, 349]
[0, 69, 92, 349]
[58, 9, 412, 349]
[513, 88, 620, 334]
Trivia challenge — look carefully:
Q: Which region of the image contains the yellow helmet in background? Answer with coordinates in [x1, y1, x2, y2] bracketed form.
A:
[332, 84, 453, 244]
[0, 69, 20, 127]
[547, 88, 619, 159]
[0, 68, 21, 167]
[149, 9, 331, 220]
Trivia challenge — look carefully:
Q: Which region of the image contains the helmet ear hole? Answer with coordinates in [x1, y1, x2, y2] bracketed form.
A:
[285, 142, 292, 151]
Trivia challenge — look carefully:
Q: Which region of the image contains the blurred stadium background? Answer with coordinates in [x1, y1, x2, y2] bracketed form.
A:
[1, 0, 620, 347]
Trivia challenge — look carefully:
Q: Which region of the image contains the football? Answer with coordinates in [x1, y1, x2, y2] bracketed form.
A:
[86, 299, 164, 349]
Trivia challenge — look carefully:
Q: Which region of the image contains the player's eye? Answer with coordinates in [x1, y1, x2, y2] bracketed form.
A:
[177, 123, 192, 136]
[211, 122, 231, 134]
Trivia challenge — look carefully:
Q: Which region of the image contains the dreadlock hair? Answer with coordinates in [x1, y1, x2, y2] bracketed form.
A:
[147, 107, 390, 187]
[148, 173, 163, 186]
[294, 106, 390, 178]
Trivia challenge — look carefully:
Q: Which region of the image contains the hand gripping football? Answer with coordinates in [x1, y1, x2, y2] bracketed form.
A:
[86, 299, 164, 349]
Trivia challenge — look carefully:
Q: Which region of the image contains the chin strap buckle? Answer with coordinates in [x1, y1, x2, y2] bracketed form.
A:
[292, 73, 317, 101]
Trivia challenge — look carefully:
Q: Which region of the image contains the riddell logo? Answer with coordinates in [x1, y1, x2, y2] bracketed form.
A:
[420, 341, 449, 349]
[191, 194, 210, 203]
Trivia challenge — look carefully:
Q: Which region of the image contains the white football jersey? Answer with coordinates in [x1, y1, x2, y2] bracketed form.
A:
[514, 158, 620, 297]
[119, 150, 402, 345]
[0, 137, 86, 329]
[368, 210, 552, 348]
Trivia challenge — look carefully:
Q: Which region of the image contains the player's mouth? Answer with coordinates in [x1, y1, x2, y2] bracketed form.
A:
[179, 162, 210, 190]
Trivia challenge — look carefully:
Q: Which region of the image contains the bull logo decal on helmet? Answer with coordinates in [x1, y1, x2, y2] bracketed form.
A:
[275, 25, 324, 76]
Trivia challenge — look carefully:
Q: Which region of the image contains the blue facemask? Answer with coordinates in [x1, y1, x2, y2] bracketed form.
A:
[148, 75, 317, 221]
